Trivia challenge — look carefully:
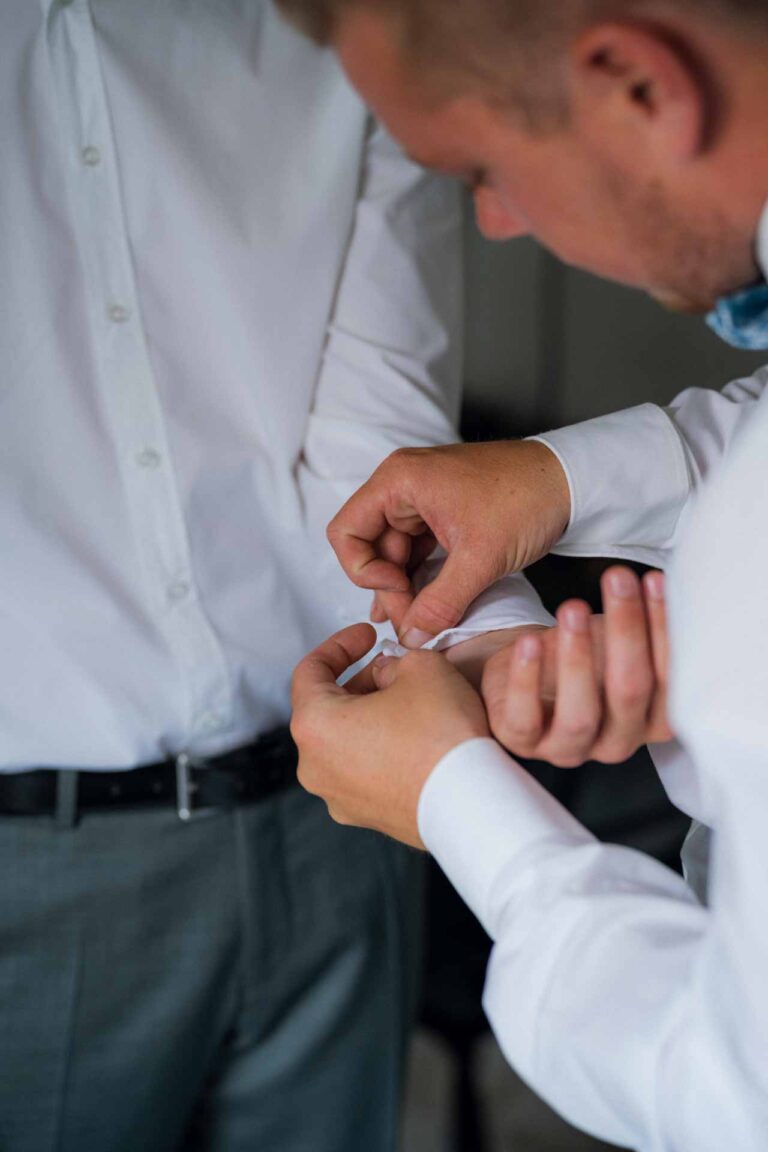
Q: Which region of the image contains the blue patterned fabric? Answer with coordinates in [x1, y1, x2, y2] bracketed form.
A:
[707, 281, 768, 350]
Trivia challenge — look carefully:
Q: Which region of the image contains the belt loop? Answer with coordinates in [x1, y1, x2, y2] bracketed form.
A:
[175, 752, 216, 822]
[55, 770, 80, 830]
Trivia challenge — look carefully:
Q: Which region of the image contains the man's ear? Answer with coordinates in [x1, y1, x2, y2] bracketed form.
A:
[570, 22, 709, 164]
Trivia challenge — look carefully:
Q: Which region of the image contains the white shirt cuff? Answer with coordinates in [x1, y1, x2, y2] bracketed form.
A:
[529, 403, 690, 567]
[425, 570, 555, 649]
[418, 737, 593, 939]
[339, 571, 555, 682]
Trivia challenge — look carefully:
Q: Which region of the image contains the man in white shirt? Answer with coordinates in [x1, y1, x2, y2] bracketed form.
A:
[1, 3, 559, 1150]
[285, 0, 768, 1146]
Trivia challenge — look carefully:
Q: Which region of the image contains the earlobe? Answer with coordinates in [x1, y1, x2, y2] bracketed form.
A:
[572, 22, 708, 164]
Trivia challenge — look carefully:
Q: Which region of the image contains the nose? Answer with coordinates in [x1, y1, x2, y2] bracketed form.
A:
[473, 187, 529, 241]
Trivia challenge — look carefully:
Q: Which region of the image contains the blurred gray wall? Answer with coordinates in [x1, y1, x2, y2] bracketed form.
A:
[463, 211, 766, 435]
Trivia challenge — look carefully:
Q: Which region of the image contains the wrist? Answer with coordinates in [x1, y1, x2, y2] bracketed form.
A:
[522, 437, 573, 542]
[445, 625, 551, 690]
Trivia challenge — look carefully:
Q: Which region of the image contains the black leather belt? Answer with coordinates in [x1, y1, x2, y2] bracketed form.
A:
[0, 728, 298, 823]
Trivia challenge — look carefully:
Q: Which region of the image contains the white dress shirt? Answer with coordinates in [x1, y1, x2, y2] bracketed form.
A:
[419, 214, 768, 1146]
[2, 0, 551, 772]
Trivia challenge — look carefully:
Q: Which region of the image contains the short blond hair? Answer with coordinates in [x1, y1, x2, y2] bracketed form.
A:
[277, 0, 768, 44]
[276, 0, 768, 129]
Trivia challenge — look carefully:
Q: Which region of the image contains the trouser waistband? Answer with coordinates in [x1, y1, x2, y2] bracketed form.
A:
[0, 728, 298, 826]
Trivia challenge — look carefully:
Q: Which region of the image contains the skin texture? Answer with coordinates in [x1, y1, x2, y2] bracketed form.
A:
[480, 569, 672, 767]
[346, 624, 551, 695]
[291, 5, 767, 840]
[336, 8, 768, 304]
[291, 624, 490, 850]
[291, 567, 672, 845]
[325, 6, 768, 646]
[329, 440, 571, 645]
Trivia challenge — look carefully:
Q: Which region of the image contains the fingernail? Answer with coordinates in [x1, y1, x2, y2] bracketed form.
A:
[373, 654, 389, 669]
[644, 571, 665, 601]
[561, 604, 589, 632]
[517, 635, 541, 664]
[605, 568, 638, 600]
[400, 628, 433, 650]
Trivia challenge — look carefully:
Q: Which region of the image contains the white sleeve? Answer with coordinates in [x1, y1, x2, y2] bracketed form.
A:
[294, 118, 552, 639]
[418, 738, 768, 1150]
[531, 364, 768, 569]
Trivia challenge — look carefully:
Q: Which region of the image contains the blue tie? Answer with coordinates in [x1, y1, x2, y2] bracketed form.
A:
[707, 281, 768, 350]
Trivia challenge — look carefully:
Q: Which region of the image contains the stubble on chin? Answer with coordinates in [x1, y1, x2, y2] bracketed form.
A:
[641, 213, 756, 315]
[610, 172, 758, 315]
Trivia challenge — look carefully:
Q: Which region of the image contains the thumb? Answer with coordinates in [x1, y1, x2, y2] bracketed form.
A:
[292, 624, 377, 711]
[399, 546, 506, 648]
[371, 655, 401, 690]
[479, 644, 513, 717]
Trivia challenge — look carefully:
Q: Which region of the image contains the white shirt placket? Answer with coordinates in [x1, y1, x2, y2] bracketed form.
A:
[46, 0, 234, 750]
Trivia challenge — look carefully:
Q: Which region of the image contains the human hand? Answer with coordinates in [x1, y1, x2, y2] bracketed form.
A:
[440, 625, 554, 690]
[327, 441, 571, 647]
[481, 568, 673, 767]
[346, 624, 550, 696]
[291, 624, 490, 848]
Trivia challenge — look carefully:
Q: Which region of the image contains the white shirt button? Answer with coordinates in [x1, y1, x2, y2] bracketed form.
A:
[108, 303, 130, 324]
[81, 146, 101, 167]
[199, 711, 225, 733]
[168, 580, 191, 603]
[136, 448, 162, 469]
